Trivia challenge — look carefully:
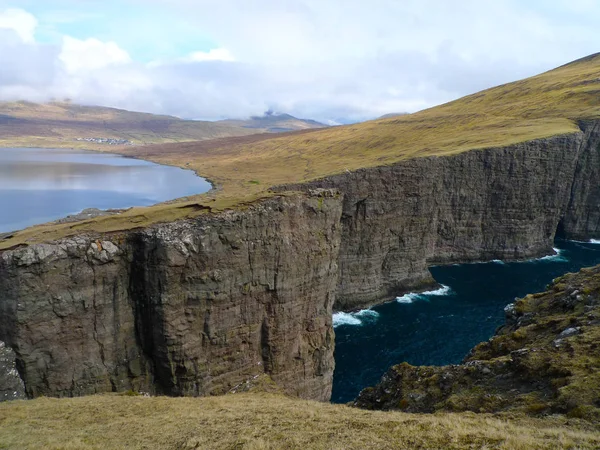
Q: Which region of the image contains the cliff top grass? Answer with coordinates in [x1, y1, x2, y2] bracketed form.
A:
[3, 53, 600, 248]
[1, 392, 599, 450]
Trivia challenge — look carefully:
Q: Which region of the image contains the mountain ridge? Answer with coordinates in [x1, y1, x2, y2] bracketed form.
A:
[0, 101, 327, 149]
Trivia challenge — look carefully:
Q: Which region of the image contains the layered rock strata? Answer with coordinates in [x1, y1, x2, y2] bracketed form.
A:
[0, 190, 342, 401]
[278, 121, 600, 310]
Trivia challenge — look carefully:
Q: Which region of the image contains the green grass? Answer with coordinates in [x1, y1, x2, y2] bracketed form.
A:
[3, 54, 600, 247]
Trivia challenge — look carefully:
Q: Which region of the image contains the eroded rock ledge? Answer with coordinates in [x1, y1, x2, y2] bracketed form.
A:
[355, 264, 600, 421]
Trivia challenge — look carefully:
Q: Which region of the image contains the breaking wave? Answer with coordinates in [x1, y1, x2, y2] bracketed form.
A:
[333, 309, 380, 327]
[537, 248, 568, 262]
[396, 285, 452, 304]
[590, 239, 600, 244]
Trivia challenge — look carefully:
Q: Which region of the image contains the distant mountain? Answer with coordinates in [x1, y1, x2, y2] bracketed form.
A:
[0, 102, 326, 150]
[218, 112, 328, 133]
[377, 112, 409, 119]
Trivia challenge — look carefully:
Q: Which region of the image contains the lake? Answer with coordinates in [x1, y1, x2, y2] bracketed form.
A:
[332, 239, 600, 403]
[0, 148, 211, 233]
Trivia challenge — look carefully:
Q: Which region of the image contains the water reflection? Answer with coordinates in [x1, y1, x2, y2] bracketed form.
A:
[0, 148, 211, 232]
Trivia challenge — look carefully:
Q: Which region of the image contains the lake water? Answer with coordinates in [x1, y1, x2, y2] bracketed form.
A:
[332, 239, 600, 403]
[0, 148, 211, 232]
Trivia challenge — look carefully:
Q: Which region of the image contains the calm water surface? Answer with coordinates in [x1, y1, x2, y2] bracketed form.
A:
[332, 239, 600, 403]
[0, 148, 211, 232]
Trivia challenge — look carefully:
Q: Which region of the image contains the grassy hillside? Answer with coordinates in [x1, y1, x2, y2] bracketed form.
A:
[1, 392, 599, 449]
[3, 53, 600, 248]
[132, 52, 600, 197]
[0, 101, 266, 149]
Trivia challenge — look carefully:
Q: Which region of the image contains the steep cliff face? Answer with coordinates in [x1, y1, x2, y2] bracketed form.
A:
[278, 122, 600, 310]
[561, 121, 600, 240]
[0, 190, 342, 401]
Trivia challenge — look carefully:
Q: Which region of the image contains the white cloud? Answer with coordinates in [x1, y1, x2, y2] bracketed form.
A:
[2, 2, 600, 122]
[59, 36, 131, 73]
[0, 8, 37, 42]
[186, 48, 234, 63]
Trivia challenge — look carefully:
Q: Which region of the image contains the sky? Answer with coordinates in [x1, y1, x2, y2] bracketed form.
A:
[1, 1, 600, 123]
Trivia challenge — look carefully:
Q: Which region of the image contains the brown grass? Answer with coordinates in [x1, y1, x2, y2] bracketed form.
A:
[3, 54, 600, 248]
[0, 100, 261, 150]
[1, 393, 599, 449]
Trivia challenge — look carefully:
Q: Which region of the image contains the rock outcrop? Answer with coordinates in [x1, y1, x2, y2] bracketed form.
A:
[355, 264, 600, 421]
[0, 341, 25, 401]
[278, 121, 600, 310]
[0, 190, 342, 401]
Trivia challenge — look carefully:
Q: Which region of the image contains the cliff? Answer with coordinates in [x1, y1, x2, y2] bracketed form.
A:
[1, 121, 599, 401]
[0, 190, 342, 401]
[2, 122, 600, 400]
[277, 120, 600, 310]
[355, 264, 600, 421]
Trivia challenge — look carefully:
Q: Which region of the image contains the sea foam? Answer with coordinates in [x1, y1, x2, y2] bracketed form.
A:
[590, 239, 600, 244]
[396, 285, 452, 304]
[332, 309, 380, 327]
[537, 247, 568, 262]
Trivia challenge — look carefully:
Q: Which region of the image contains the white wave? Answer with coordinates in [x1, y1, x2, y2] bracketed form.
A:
[332, 309, 380, 327]
[492, 259, 505, 265]
[396, 285, 452, 304]
[537, 247, 568, 262]
[332, 312, 361, 326]
[567, 239, 600, 245]
[355, 309, 380, 319]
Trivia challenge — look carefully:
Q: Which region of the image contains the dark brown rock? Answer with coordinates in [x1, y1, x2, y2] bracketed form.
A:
[277, 122, 600, 310]
[0, 190, 343, 401]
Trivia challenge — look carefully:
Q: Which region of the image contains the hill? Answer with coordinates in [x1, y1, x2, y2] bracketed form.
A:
[3, 53, 600, 247]
[109, 52, 600, 201]
[0, 102, 326, 150]
[377, 112, 408, 119]
[218, 111, 327, 132]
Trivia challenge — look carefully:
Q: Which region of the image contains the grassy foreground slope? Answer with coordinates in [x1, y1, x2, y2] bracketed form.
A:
[3, 53, 600, 248]
[1, 393, 599, 449]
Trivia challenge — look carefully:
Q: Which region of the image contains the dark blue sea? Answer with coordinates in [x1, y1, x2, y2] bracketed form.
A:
[331, 239, 600, 403]
[0, 148, 211, 232]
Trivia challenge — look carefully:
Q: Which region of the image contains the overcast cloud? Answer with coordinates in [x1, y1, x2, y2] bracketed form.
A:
[1, 0, 600, 123]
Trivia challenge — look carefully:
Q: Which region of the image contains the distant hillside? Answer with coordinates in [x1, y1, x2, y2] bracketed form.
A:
[0, 102, 326, 150]
[377, 112, 408, 119]
[218, 111, 327, 133]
